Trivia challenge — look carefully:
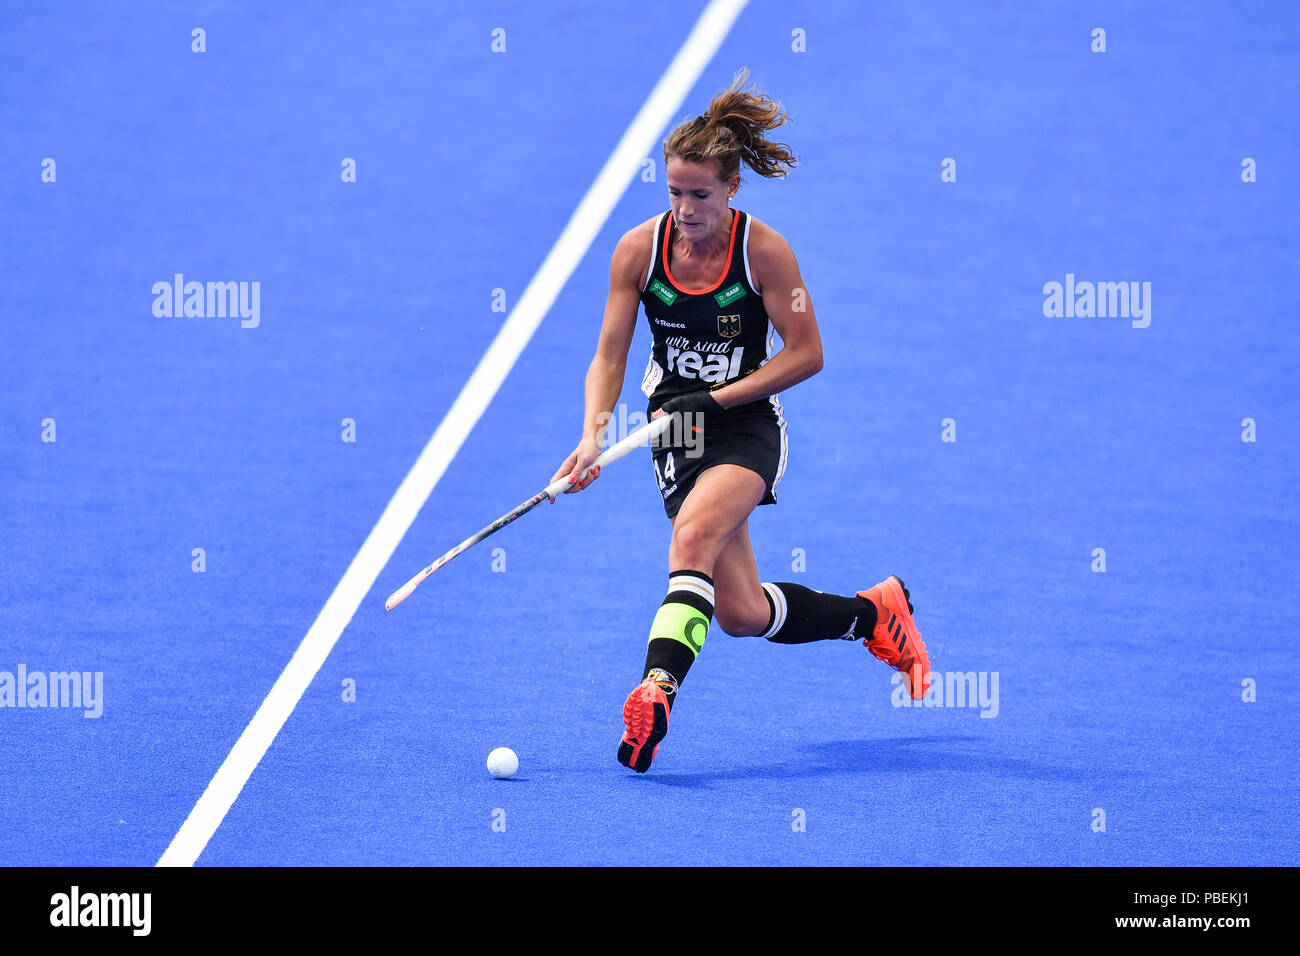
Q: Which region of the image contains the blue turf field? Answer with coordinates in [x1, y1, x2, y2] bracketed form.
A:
[2, 1, 1297, 866]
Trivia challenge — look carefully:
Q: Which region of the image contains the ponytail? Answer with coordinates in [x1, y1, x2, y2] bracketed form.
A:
[664, 68, 798, 181]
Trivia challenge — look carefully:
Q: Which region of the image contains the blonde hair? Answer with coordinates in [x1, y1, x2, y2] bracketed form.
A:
[663, 68, 798, 181]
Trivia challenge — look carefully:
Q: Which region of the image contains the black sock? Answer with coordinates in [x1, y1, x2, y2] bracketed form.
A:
[759, 582, 877, 645]
[641, 570, 715, 710]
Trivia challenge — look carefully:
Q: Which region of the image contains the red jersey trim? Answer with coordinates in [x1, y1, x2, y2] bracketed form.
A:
[662, 209, 740, 295]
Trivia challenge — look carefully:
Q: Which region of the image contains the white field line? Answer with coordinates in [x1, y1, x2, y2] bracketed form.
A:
[157, 0, 750, 867]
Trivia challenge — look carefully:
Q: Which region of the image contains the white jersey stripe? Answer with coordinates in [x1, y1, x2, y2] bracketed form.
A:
[769, 393, 788, 492]
[759, 320, 788, 495]
[742, 212, 755, 292]
[643, 211, 668, 293]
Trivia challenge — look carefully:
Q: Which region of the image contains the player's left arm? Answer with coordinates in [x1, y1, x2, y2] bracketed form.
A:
[710, 221, 824, 409]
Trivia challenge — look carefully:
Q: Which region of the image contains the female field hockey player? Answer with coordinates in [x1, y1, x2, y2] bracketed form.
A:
[550, 70, 931, 773]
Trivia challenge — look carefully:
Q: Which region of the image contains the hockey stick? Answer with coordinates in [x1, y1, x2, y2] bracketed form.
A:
[384, 412, 676, 610]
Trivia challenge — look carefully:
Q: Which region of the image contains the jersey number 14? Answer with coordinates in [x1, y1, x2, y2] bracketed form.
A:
[653, 452, 677, 492]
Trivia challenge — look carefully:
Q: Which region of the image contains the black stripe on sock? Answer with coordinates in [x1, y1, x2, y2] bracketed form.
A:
[664, 589, 714, 618]
[668, 568, 714, 587]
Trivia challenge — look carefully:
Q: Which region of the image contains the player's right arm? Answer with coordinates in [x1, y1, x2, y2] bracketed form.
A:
[549, 219, 654, 495]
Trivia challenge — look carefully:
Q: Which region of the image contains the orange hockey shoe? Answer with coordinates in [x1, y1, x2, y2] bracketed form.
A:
[858, 576, 931, 700]
[617, 672, 672, 773]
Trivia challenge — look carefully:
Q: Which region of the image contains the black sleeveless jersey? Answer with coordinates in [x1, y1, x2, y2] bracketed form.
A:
[638, 208, 775, 413]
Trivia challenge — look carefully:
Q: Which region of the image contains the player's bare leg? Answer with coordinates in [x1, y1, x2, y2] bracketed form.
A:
[709, 519, 773, 637]
[618, 465, 763, 772]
